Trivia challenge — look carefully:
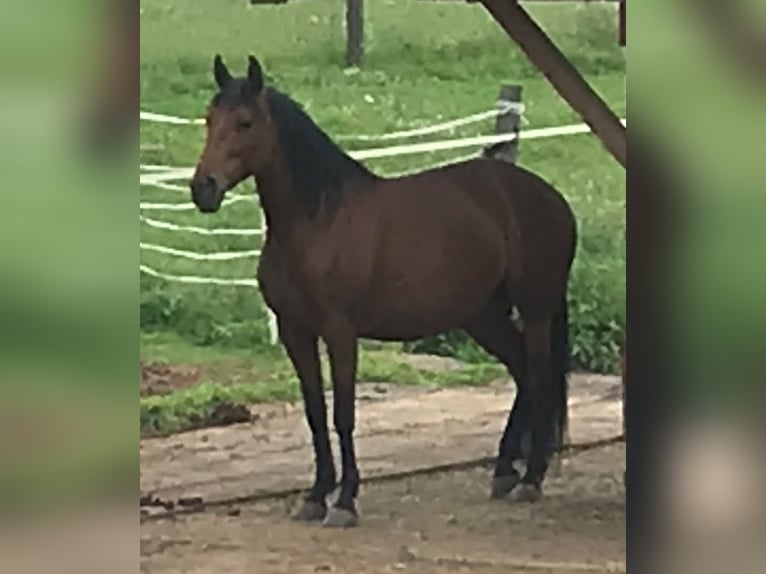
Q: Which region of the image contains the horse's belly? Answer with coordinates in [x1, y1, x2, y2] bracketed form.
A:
[358, 319, 452, 342]
[356, 307, 477, 341]
[352, 231, 505, 338]
[353, 280, 497, 340]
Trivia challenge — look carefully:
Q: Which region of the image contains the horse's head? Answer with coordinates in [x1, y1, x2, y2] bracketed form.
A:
[190, 54, 278, 213]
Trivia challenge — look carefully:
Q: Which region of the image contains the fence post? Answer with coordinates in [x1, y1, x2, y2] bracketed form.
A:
[345, 0, 364, 67]
[482, 84, 522, 163]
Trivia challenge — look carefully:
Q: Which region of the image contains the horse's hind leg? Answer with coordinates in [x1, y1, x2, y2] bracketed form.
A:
[464, 307, 529, 499]
[512, 317, 556, 502]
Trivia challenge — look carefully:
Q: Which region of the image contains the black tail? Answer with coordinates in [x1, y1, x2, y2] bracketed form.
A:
[551, 296, 571, 452]
[522, 296, 570, 460]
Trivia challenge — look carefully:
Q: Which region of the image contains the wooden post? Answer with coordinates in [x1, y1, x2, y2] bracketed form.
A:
[482, 84, 522, 163]
[479, 0, 626, 168]
[345, 0, 364, 68]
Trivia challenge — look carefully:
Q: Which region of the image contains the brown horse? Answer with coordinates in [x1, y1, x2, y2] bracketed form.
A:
[190, 55, 577, 528]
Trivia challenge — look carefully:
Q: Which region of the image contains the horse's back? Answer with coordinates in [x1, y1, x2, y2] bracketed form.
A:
[390, 158, 575, 252]
[367, 158, 576, 270]
[453, 158, 573, 224]
[391, 158, 572, 217]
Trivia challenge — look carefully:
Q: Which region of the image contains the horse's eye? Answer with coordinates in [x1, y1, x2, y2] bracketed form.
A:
[237, 120, 252, 130]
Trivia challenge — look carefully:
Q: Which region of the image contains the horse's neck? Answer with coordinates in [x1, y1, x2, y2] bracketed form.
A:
[254, 160, 306, 244]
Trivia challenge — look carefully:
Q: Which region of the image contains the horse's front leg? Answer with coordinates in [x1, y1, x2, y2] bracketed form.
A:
[279, 318, 336, 522]
[322, 320, 360, 528]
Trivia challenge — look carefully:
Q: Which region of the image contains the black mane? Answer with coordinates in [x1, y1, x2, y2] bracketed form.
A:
[266, 89, 378, 216]
[213, 79, 378, 217]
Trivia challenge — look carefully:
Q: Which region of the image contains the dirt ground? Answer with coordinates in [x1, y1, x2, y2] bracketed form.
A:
[141, 376, 625, 573]
[141, 361, 202, 397]
[141, 444, 624, 574]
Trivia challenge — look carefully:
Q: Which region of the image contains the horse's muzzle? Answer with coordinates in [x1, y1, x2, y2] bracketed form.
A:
[190, 175, 223, 213]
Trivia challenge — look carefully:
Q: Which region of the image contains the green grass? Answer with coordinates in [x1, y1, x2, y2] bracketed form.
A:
[140, 0, 626, 388]
[140, 332, 506, 436]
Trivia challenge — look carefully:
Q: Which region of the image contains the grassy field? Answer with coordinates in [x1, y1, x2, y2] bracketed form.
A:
[140, 0, 625, 433]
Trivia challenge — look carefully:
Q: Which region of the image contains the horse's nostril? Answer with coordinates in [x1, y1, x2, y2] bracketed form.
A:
[190, 176, 216, 194]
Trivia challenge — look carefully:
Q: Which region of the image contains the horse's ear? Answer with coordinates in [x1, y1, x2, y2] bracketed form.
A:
[213, 54, 232, 89]
[247, 55, 264, 93]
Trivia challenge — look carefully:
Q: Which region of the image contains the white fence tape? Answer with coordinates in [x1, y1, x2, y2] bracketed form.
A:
[385, 151, 481, 178]
[140, 164, 178, 172]
[140, 242, 260, 260]
[139, 118, 627, 187]
[141, 168, 195, 185]
[140, 264, 279, 344]
[140, 263, 258, 286]
[140, 111, 204, 125]
[335, 101, 524, 141]
[139, 194, 251, 212]
[141, 215, 263, 236]
[141, 101, 523, 142]
[148, 181, 188, 192]
[350, 119, 626, 160]
[139, 150, 479, 191]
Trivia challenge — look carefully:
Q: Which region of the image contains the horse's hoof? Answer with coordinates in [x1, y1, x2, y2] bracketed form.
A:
[322, 506, 359, 528]
[509, 483, 542, 503]
[490, 474, 521, 500]
[291, 500, 327, 522]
